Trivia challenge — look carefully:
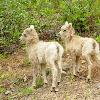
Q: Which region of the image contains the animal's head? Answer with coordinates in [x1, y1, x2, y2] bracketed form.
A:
[59, 21, 75, 40]
[20, 25, 39, 44]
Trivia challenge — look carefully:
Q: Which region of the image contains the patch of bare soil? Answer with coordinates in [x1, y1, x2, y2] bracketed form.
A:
[0, 49, 100, 100]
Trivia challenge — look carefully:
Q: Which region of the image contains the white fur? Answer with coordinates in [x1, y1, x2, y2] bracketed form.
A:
[30, 25, 34, 29]
[59, 21, 100, 81]
[20, 25, 64, 91]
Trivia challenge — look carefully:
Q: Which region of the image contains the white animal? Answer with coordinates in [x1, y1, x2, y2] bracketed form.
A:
[20, 25, 64, 92]
[59, 21, 100, 82]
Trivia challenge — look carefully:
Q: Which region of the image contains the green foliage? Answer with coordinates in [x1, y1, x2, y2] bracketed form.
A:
[23, 57, 30, 67]
[96, 35, 100, 43]
[0, 87, 6, 93]
[19, 87, 33, 96]
[0, 53, 8, 59]
[0, 0, 100, 50]
[60, 0, 100, 36]
[35, 77, 44, 89]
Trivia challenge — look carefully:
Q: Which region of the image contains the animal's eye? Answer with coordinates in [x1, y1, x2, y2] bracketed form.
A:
[63, 30, 66, 32]
[23, 34, 27, 37]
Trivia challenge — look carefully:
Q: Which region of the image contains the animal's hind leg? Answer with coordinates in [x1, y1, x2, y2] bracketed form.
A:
[85, 55, 93, 82]
[41, 64, 48, 84]
[57, 60, 62, 85]
[76, 56, 80, 73]
[50, 61, 58, 92]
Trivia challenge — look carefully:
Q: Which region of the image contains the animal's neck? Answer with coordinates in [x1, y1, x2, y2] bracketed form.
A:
[26, 36, 39, 53]
[26, 39, 39, 48]
[65, 36, 73, 44]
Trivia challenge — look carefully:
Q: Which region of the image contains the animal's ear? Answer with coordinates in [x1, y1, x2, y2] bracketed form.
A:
[65, 21, 68, 25]
[71, 27, 75, 35]
[29, 25, 34, 32]
[68, 23, 75, 35]
[30, 25, 34, 30]
[68, 23, 72, 28]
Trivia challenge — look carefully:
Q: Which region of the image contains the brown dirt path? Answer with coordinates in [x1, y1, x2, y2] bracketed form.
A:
[0, 49, 100, 100]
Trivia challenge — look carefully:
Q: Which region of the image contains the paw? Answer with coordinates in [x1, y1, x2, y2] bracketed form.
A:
[44, 82, 48, 85]
[86, 78, 91, 83]
[51, 87, 59, 92]
[44, 81, 48, 84]
[57, 82, 60, 85]
[73, 74, 79, 81]
[77, 71, 80, 74]
[73, 74, 78, 78]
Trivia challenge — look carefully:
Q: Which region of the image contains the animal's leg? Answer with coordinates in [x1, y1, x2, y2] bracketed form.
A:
[85, 55, 92, 82]
[72, 55, 77, 76]
[51, 61, 58, 92]
[41, 64, 48, 84]
[57, 60, 62, 85]
[32, 66, 37, 87]
[76, 56, 80, 73]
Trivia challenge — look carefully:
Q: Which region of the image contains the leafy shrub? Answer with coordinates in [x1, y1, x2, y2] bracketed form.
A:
[0, 0, 100, 53]
[60, 0, 100, 36]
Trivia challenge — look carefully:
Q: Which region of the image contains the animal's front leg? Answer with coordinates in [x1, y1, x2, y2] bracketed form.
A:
[32, 66, 37, 87]
[31, 60, 39, 88]
[41, 64, 48, 84]
[73, 62, 77, 76]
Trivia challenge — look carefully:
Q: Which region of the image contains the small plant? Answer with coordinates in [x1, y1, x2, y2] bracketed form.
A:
[19, 87, 33, 96]
[0, 87, 6, 93]
[23, 57, 30, 67]
[96, 35, 100, 43]
[0, 53, 8, 59]
[68, 73, 76, 83]
[35, 77, 44, 89]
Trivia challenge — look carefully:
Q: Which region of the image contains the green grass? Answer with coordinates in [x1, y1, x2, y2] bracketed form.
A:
[23, 57, 30, 67]
[0, 87, 6, 93]
[19, 87, 33, 96]
[68, 73, 76, 83]
[35, 77, 44, 89]
[0, 53, 8, 59]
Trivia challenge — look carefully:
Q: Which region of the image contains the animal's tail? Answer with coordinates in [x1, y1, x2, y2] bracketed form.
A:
[95, 41, 100, 59]
[93, 41, 100, 64]
[56, 43, 64, 61]
[96, 52, 100, 61]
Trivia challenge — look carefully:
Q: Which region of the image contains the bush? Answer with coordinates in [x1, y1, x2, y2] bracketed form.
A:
[0, 0, 100, 53]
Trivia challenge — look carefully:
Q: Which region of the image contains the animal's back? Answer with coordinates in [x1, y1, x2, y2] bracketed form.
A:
[36, 41, 64, 64]
[82, 37, 100, 56]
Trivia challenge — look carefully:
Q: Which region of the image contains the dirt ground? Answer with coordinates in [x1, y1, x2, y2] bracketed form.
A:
[0, 49, 100, 100]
